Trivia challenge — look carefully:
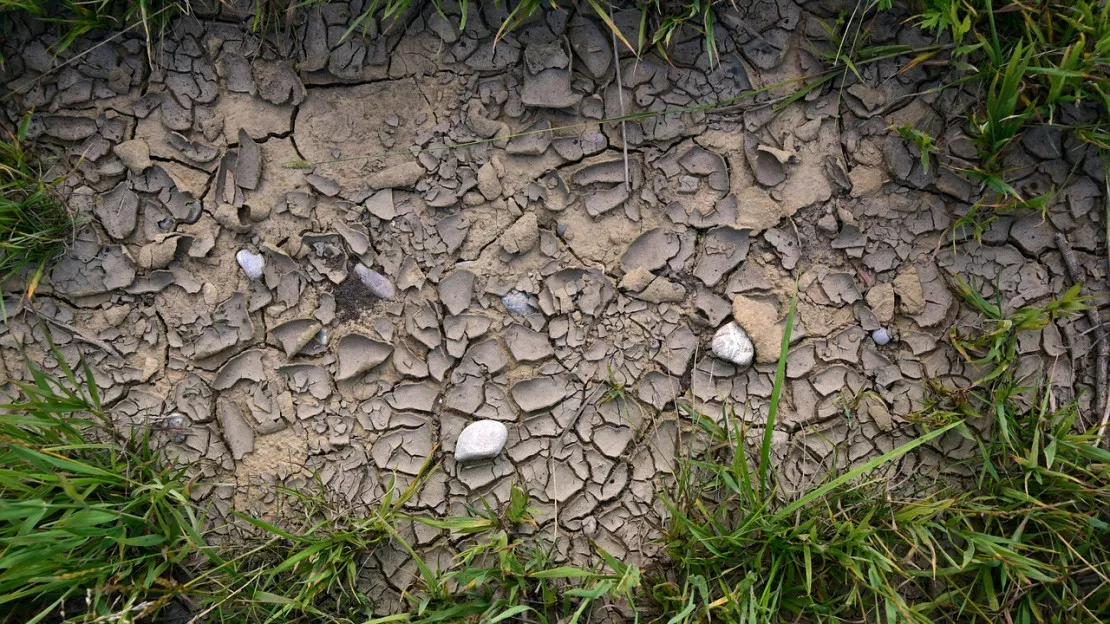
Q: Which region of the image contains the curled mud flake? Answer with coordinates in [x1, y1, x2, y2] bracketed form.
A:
[216, 399, 254, 461]
[636, 277, 686, 304]
[174, 373, 213, 423]
[113, 139, 152, 174]
[365, 188, 397, 221]
[540, 268, 615, 317]
[503, 323, 554, 362]
[511, 377, 569, 413]
[94, 181, 139, 240]
[236, 249, 265, 279]
[278, 364, 333, 400]
[865, 282, 895, 324]
[711, 322, 754, 368]
[454, 420, 509, 463]
[892, 266, 926, 316]
[438, 269, 476, 316]
[654, 325, 698, 376]
[334, 221, 370, 256]
[138, 234, 192, 270]
[521, 68, 582, 109]
[302, 233, 349, 284]
[693, 226, 751, 287]
[277, 191, 317, 219]
[188, 293, 255, 362]
[367, 162, 425, 190]
[353, 264, 396, 300]
[387, 382, 439, 412]
[269, 318, 324, 358]
[500, 213, 539, 255]
[213, 349, 266, 390]
[621, 228, 680, 273]
[335, 334, 393, 381]
[234, 128, 262, 190]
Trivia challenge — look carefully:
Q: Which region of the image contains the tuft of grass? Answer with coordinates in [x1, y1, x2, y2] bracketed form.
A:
[894, 123, 938, 174]
[892, 0, 1110, 181]
[0, 115, 75, 301]
[0, 339, 205, 624]
[654, 278, 1110, 623]
[406, 484, 640, 624]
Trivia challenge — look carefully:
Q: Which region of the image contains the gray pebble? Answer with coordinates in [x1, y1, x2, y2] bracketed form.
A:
[872, 328, 891, 345]
[502, 291, 534, 316]
[354, 264, 395, 299]
[165, 412, 189, 443]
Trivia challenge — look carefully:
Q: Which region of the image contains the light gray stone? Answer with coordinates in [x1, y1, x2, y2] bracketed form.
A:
[454, 419, 509, 463]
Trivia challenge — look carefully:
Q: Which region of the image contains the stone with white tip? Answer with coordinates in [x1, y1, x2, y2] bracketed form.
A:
[711, 322, 755, 368]
[454, 419, 509, 463]
[236, 249, 265, 280]
[354, 264, 395, 299]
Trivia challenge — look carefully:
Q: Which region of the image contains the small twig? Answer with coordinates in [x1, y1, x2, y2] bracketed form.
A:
[1054, 232, 1109, 434]
[27, 306, 124, 360]
[610, 6, 630, 192]
[1100, 169, 1110, 442]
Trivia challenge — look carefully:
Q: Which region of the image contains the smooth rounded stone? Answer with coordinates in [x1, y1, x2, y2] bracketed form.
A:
[164, 412, 188, 443]
[354, 264, 395, 299]
[872, 328, 892, 346]
[711, 322, 755, 368]
[235, 249, 265, 279]
[502, 291, 534, 316]
[454, 419, 509, 463]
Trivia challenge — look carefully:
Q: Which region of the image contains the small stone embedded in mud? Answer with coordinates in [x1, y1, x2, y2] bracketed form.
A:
[454, 419, 509, 463]
[354, 264, 395, 299]
[872, 328, 892, 346]
[236, 249, 265, 279]
[712, 322, 755, 368]
[165, 412, 189, 443]
[502, 291, 534, 316]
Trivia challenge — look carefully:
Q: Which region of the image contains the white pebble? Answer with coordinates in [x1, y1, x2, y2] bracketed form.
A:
[235, 249, 265, 280]
[454, 420, 509, 463]
[872, 328, 892, 345]
[712, 322, 755, 368]
[354, 264, 395, 299]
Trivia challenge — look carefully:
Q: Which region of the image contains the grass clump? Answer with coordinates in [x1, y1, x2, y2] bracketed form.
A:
[884, 0, 1110, 211]
[2, 291, 1108, 623]
[655, 280, 1110, 623]
[0, 116, 74, 300]
[0, 344, 203, 623]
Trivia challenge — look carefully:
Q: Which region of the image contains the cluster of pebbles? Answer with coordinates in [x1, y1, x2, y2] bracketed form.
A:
[1, 0, 1107, 614]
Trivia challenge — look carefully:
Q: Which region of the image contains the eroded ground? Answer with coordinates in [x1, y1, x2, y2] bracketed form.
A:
[1, 0, 1107, 614]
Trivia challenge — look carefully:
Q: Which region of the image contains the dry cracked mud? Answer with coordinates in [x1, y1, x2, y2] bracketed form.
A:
[2, 0, 1108, 616]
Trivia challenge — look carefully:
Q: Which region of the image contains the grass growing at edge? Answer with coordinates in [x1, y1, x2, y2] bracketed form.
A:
[2, 285, 1108, 623]
[0, 341, 204, 624]
[0, 115, 74, 302]
[655, 278, 1110, 623]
